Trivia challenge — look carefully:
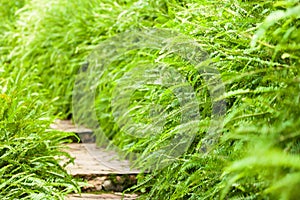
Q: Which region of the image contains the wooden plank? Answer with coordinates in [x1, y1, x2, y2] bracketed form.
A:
[50, 119, 92, 133]
[50, 119, 95, 142]
[66, 193, 138, 200]
[62, 144, 139, 192]
[64, 143, 112, 175]
[52, 119, 141, 193]
[64, 143, 140, 176]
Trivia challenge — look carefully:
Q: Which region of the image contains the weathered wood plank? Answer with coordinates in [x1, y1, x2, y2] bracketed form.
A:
[64, 143, 140, 176]
[66, 193, 138, 200]
[50, 119, 95, 142]
[52, 119, 141, 194]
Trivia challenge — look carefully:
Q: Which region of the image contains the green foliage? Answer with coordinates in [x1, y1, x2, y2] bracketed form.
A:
[1, 3, 80, 199]
[1, 0, 300, 199]
[0, 68, 80, 199]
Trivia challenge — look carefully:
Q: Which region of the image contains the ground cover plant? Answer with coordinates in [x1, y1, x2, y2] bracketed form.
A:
[0, 67, 80, 199]
[0, 1, 80, 199]
[1, 0, 300, 199]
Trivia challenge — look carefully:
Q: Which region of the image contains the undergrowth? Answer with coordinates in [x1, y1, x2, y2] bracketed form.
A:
[1, 0, 300, 199]
[1, 1, 80, 199]
[0, 67, 80, 199]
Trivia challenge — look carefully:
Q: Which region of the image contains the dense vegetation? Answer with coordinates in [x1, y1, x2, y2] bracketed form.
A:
[0, 1, 81, 199]
[1, 0, 299, 199]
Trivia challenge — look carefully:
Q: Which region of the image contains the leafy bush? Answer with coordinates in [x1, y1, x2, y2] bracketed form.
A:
[0, 2, 80, 199]
[0, 67, 80, 199]
[2, 0, 300, 199]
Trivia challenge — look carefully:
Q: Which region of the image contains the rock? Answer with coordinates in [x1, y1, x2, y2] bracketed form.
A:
[102, 180, 115, 191]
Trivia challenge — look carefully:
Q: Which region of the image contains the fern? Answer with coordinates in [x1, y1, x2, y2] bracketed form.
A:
[2, 0, 300, 199]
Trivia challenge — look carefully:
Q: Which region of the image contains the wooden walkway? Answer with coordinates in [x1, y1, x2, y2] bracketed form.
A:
[51, 120, 139, 199]
[66, 193, 138, 200]
[64, 143, 140, 176]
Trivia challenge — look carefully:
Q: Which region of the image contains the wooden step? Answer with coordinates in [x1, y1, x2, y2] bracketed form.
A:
[66, 193, 138, 200]
[65, 143, 140, 176]
[51, 119, 140, 195]
[50, 119, 95, 143]
[63, 143, 139, 192]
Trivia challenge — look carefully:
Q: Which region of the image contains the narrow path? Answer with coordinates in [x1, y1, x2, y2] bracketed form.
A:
[51, 120, 139, 199]
[67, 193, 138, 200]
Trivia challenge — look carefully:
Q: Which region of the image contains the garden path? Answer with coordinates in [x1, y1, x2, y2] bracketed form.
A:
[51, 120, 139, 200]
